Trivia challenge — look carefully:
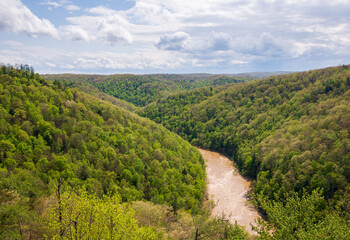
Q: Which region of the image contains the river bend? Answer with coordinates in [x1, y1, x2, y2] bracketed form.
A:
[198, 148, 260, 235]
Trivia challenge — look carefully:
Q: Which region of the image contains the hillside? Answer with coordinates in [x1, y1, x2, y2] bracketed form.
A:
[3, 64, 350, 239]
[43, 73, 253, 107]
[0, 65, 209, 239]
[141, 65, 350, 237]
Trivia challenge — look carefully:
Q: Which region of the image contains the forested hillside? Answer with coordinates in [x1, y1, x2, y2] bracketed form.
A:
[3, 64, 350, 239]
[43, 73, 252, 107]
[141, 65, 350, 237]
[0, 65, 209, 239]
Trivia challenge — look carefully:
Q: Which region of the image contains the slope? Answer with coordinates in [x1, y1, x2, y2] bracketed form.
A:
[140, 65, 350, 237]
[0, 65, 207, 238]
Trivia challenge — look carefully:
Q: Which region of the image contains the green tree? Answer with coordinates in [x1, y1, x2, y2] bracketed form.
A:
[44, 190, 160, 239]
[254, 190, 350, 239]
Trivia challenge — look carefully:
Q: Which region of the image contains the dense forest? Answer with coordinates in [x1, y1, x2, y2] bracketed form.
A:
[140, 65, 350, 237]
[0, 65, 250, 239]
[43, 73, 253, 107]
[2, 64, 350, 239]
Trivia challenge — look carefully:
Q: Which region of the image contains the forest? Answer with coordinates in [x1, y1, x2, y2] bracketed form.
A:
[1, 64, 350, 239]
[0, 65, 251, 239]
[43, 73, 253, 107]
[140, 65, 350, 238]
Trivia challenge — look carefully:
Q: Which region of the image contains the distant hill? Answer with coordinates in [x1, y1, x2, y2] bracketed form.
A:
[42, 73, 253, 107]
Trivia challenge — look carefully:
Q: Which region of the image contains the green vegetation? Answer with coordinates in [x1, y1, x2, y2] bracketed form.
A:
[132, 201, 249, 240]
[49, 79, 139, 112]
[141, 65, 350, 237]
[254, 190, 350, 239]
[43, 73, 252, 107]
[142, 86, 225, 124]
[44, 189, 160, 239]
[3, 64, 350, 238]
[0, 65, 209, 238]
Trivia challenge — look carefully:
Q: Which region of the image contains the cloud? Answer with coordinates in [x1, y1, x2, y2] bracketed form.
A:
[155, 32, 189, 51]
[42, 0, 60, 8]
[88, 6, 117, 16]
[0, 0, 58, 37]
[2, 0, 350, 73]
[207, 32, 233, 51]
[60, 6, 133, 44]
[0, 41, 186, 73]
[233, 32, 288, 57]
[96, 15, 133, 44]
[59, 25, 90, 41]
[73, 57, 118, 69]
[68, 53, 187, 72]
[125, 2, 174, 24]
[45, 62, 57, 68]
[66, 5, 80, 11]
[40, 0, 80, 11]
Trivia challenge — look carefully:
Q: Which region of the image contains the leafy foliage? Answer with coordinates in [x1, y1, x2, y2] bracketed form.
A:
[141, 65, 350, 235]
[142, 65, 350, 197]
[254, 190, 350, 239]
[0, 65, 206, 238]
[44, 189, 160, 239]
[141, 86, 224, 125]
[4, 63, 350, 238]
[132, 201, 249, 240]
[43, 73, 252, 107]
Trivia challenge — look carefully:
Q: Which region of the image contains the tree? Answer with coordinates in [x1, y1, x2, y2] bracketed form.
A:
[44, 189, 160, 239]
[254, 189, 350, 239]
[0, 140, 15, 162]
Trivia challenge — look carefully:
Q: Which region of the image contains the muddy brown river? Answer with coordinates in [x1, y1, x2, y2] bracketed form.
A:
[198, 148, 260, 235]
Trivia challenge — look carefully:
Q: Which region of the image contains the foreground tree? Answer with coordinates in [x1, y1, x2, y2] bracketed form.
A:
[254, 190, 350, 239]
[44, 189, 160, 240]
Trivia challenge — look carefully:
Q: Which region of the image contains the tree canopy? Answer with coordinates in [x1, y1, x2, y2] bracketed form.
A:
[140, 65, 350, 237]
[43, 73, 252, 107]
[0, 65, 207, 238]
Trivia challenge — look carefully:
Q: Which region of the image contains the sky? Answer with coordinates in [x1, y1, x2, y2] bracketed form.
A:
[0, 0, 349, 74]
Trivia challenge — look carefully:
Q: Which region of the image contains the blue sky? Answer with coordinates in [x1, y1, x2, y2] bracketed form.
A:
[0, 0, 349, 74]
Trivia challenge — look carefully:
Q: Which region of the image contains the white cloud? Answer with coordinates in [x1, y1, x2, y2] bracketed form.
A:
[2, 41, 24, 47]
[1, 0, 350, 73]
[131, 0, 252, 23]
[45, 62, 57, 68]
[125, 2, 174, 24]
[61, 9, 133, 44]
[0, 42, 186, 73]
[73, 57, 118, 69]
[234, 33, 287, 57]
[41, 0, 60, 8]
[155, 32, 189, 51]
[207, 32, 233, 51]
[59, 25, 90, 41]
[66, 5, 80, 11]
[0, 0, 58, 37]
[40, 0, 80, 11]
[96, 15, 133, 44]
[88, 6, 117, 16]
[70, 51, 187, 71]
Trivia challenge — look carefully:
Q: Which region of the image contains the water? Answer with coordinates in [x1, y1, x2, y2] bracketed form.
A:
[198, 148, 260, 235]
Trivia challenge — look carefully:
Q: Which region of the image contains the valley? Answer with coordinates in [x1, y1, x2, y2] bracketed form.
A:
[1, 64, 349, 239]
[1, 0, 349, 239]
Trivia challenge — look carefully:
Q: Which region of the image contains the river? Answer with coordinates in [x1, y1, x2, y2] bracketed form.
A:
[198, 148, 260, 235]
